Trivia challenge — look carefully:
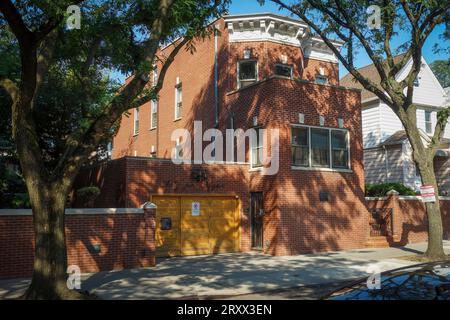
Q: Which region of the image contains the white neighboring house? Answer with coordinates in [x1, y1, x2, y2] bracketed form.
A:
[341, 55, 450, 194]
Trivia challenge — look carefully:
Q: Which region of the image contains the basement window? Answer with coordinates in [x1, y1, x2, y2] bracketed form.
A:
[238, 60, 258, 89]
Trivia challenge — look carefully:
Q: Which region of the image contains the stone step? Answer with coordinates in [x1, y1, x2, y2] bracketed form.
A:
[365, 236, 391, 248]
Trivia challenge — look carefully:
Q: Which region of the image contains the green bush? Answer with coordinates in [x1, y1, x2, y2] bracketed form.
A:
[366, 183, 417, 197]
[11, 193, 31, 209]
[76, 186, 100, 206]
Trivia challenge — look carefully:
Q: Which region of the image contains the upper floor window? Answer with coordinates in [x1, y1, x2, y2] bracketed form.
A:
[291, 125, 350, 170]
[150, 100, 158, 129]
[238, 60, 258, 89]
[292, 127, 309, 167]
[315, 75, 328, 85]
[425, 110, 432, 134]
[275, 64, 292, 79]
[413, 76, 420, 87]
[175, 83, 182, 120]
[133, 107, 140, 136]
[152, 65, 158, 86]
[251, 127, 264, 168]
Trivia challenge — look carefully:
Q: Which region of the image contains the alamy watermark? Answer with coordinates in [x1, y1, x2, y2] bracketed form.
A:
[170, 121, 280, 175]
[66, 5, 81, 30]
[67, 265, 81, 290]
[366, 264, 381, 290]
[366, 5, 381, 30]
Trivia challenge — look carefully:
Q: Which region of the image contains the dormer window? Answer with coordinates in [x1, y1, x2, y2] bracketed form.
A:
[238, 60, 258, 89]
[315, 75, 328, 85]
[275, 64, 293, 79]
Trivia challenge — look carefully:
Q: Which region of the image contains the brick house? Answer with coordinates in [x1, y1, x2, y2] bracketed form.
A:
[76, 13, 371, 256]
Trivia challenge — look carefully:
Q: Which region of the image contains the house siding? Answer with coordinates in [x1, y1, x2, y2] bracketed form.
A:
[364, 145, 404, 186]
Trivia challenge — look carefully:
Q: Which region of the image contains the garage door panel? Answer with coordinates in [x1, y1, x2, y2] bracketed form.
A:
[153, 195, 239, 257]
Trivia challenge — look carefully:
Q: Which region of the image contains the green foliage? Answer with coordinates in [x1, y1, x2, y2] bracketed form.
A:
[1, 0, 230, 171]
[0, 161, 29, 208]
[430, 59, 450, 88]
[366, 183, 417, 197]
[10, 193, 31, 209]
[76, 186, 100, 206]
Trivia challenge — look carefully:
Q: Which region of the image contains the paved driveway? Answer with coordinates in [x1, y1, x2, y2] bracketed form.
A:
[1, 241, 450, 299]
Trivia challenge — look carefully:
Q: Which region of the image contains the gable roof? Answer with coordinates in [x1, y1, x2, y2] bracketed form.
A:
[380, 130, 450, 151]
[340, 54, 407, 101]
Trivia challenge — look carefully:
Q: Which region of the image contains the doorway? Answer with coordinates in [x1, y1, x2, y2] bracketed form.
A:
[250, 192, 264, 249]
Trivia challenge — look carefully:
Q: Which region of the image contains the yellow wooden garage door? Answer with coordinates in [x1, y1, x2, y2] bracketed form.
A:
[152, 195, 240, 257]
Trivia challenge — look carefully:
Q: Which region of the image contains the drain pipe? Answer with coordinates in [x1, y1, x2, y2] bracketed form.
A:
[214, 24, 220, 127]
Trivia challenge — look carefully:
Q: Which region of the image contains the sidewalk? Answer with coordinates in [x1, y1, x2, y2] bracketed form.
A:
[1, 241, 449, 300]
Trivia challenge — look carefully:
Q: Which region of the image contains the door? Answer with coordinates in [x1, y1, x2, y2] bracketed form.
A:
[250, 192, 264, 249]
[153, 195, 240, 257]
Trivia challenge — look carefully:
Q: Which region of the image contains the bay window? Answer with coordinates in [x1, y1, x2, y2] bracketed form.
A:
[291, 125, 350, 170]
[291, 127, 309, 166]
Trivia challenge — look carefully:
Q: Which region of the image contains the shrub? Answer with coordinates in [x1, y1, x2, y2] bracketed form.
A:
[366, 183, 417, 197]
[76, 186, 100, 207]
[11, 193, 31, 208]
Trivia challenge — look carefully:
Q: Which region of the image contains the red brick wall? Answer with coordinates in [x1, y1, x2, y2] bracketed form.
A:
[0, 210, 155, 279]
[366, 195, 450, 245]
[112, 18, 341, 160]
[222, 77, 368, 255]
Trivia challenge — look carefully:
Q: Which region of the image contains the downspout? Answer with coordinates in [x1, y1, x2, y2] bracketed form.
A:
[214, 24, 219, 127]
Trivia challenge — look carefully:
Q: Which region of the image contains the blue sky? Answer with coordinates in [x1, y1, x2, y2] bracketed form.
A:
[114, 1, 448, 82]
[229, 1, 449, 78]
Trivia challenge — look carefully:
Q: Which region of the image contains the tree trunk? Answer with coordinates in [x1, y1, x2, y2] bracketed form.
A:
[23, 188, 83, 300]
[418, 162, 446, 260]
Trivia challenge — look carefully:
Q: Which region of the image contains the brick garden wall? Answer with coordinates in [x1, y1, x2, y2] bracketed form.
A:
[366, 195, 450, 245]
[0, 209, 155, 279]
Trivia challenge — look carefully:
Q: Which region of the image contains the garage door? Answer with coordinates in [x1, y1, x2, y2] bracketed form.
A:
[152, 195, 240, 257]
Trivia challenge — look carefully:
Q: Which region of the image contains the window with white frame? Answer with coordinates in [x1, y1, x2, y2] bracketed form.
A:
[311, 128, 330, 167]
[150, 100, 158, 129]
[275, 64, 292, 78]
[291, 127, 309, 166]
[291, 125, 350, 170]
[425, 110, 432, 134]
[133, 107, 140, 135]
[315, 75, 328, 85]
[331, 130, 349, 169]
[251, 127, 264, 168]
[238, 60, 257, 88]
[175, 83, 182, 119]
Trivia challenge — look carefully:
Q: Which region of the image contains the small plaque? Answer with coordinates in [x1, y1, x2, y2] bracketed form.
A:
[319, 191, 329, 202]
[160, 217, 172, 230]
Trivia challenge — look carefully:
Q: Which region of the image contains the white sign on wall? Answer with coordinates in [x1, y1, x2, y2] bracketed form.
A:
[420, 185, 436, 203]
[192, 202, 200, 216]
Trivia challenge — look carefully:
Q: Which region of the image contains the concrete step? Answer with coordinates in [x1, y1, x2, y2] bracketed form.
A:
[365, 236, 391, 248]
